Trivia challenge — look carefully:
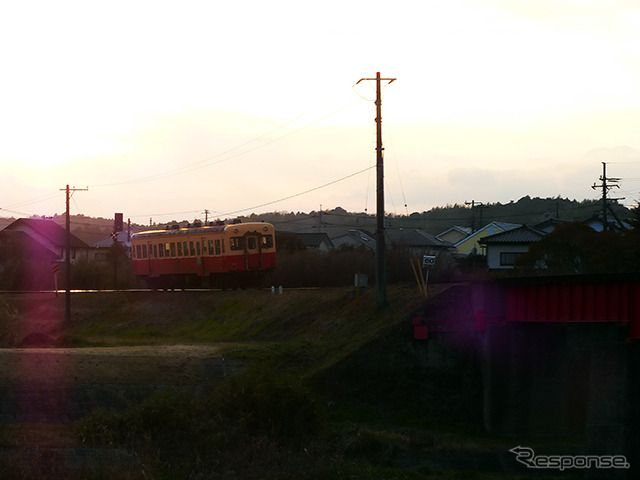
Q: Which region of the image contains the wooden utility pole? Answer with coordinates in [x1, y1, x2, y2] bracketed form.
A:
[592, 162, 624, 232]
[465, 200, 476, 233]
[60, 185, 88, 324]
[356, 72, 395, 307]
[465, 200, 486, 233]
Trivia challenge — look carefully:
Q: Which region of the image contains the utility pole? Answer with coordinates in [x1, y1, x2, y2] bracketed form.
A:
[465, 200, 476, 233]
[357, 72, 396, 307]
[60, 185, 88, 324]
[592, 162, 624, 232]
[203, 209, 210, 224]
[465, 200, 487, 233]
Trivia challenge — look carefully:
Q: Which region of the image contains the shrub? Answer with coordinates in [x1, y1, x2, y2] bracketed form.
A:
[76, 367, 324, 478]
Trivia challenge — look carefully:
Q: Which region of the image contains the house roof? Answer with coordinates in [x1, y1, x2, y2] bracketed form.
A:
[489, 221, 521, 232]
[533, 218, 568, 233]
[91, 231, 131, 248]
[453, 221, 520, 247]
[331, 230, 376, 250]
[479, 225, 546, 245]
[385, 228, 452, 249]
[277, 231, 334, 249]
[5, 218, 88, 248]
[581, 214, 630, 232]
[436, 226, 471, 239]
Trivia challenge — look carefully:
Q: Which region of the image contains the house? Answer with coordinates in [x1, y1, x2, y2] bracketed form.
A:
[581, 214, 630, 232]
[436, 226, 471, 245]
[276, 231, 334, 252]
[0, 230, 61, 290]
[2, 218, 91, 263]
[479, 224, 546, 269]
[91, 231, 132, 261]
[385, 228, 452, 256]
[532, 218, 567, 233]
[452, 222, 520, 256]
[331, 230, 376, 250]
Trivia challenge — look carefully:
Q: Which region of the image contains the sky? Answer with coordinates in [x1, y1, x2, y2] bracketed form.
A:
[2, 0, 640, 224]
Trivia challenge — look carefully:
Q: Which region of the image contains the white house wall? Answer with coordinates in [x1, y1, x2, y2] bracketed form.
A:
[486, 244, 530, 270]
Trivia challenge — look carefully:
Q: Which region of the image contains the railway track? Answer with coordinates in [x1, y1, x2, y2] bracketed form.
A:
[0, 286, 322, 295]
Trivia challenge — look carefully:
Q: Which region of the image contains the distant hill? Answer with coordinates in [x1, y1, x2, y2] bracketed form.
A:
[1, 196, 631, 243]
[241, 197, 631, 237]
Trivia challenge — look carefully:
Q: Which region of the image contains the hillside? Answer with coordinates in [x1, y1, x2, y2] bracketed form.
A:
[1, 196, 631, 243]
[242, 196, 630, 236]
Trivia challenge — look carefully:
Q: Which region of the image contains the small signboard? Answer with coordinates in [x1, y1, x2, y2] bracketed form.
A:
[52, 263, 61, 275]
[422, 255, 436, 268]
[355, 273, 368, 288]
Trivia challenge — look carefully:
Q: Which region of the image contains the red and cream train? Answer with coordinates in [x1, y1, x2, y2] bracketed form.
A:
[131, 221, 276, 288]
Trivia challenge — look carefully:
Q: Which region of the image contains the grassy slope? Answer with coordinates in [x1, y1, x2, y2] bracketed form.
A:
[0, 288, 576, 479]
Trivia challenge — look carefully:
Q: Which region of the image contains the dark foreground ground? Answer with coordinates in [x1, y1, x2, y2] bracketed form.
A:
[0, 287, 593, 479]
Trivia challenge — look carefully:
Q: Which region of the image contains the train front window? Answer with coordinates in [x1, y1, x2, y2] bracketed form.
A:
[261, 235, 274, 249]
[230, 237, 245, 251]
[247, 237, 257, 250]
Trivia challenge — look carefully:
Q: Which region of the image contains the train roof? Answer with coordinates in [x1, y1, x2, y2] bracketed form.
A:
[131, 222, 274, 240]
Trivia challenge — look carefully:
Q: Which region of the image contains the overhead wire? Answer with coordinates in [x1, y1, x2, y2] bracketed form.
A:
[90, 89, 360, 189]
[219, 165, 376, 218]
[3, 87, 363, 219]
[383, 109, 409, 216]
[2, 191, 63, 211]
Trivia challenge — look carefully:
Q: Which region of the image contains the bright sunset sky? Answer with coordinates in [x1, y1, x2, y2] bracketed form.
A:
[2, 0, 640, 223]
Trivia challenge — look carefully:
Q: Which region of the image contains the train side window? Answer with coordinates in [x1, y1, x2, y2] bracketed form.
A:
[196, 241, 201, 256]
[177, 242, 183, 257]
[261, 235, 274, 249]
[230, 237, 245, 251]
[208, 240, 214, 255]
[165, 243, 171, 257]
[222, 239, 226, 253]
[153, 244, 158, 258]
[136, 245, 141, 258]
[170, 243, 176, 257]
[183, 241, 189, 256]
[215, 239, 221, 255]
[142, 245, 148, 258]
[158, 244, 164, 258]
[189, 241, 195, 256]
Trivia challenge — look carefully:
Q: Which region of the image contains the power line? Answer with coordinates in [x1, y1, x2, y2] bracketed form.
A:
[90, 94, 360, 189]
[220, 165, 375, 218]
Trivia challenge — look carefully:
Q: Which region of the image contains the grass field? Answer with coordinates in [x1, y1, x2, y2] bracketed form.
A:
[0, 286, 580, 479]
